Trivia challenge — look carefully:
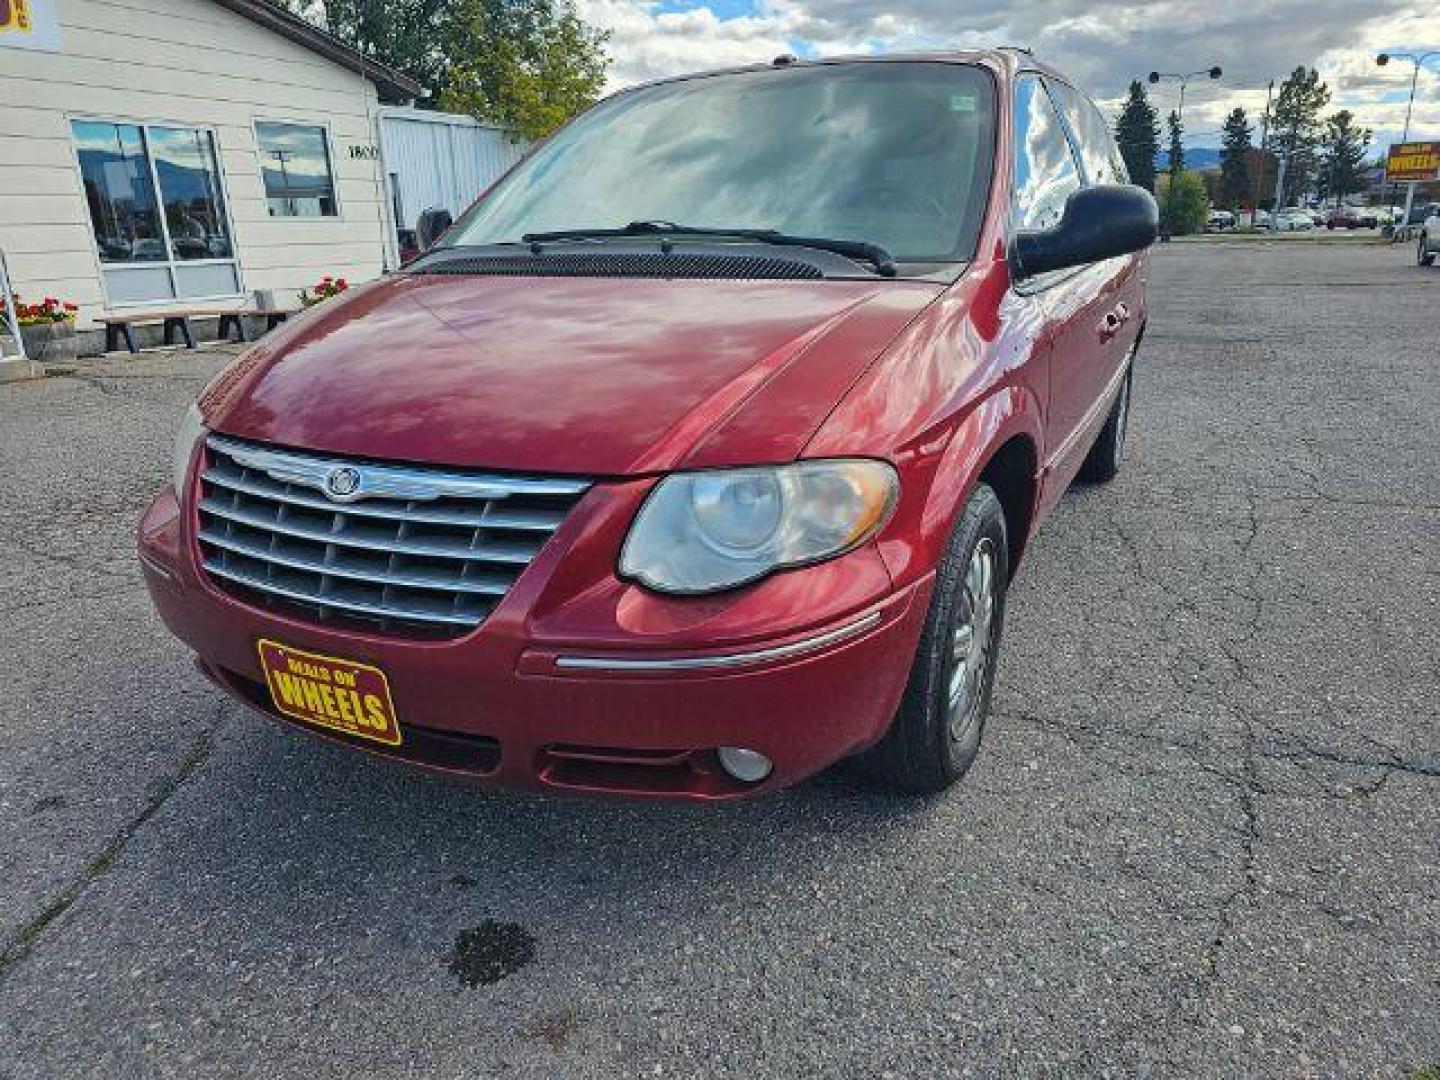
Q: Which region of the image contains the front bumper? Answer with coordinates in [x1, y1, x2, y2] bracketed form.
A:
[139, 487, 932, 800]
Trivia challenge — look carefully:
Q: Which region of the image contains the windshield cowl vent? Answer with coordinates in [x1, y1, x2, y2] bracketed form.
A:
[411, 252, 826, 281]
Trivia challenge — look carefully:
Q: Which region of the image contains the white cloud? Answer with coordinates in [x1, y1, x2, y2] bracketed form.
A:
[576, 1, 798, 87]
[578, 0, 1440, 146]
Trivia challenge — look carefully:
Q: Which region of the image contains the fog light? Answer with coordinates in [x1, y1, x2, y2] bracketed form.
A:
[717, 746, 773, 783]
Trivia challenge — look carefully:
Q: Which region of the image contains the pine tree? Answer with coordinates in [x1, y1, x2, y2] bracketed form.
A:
[1166, 110, 1185, 177]
[1218, 108, 1254, 209]
[1163, 110, 1185, 232]
[1318, 110, 1371, 204]
[1115, 81, 1160, 192]
[1266, 67, 1331, 206]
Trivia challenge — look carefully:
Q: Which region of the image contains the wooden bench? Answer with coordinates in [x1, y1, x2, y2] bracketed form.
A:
[97, 307, 297, 354]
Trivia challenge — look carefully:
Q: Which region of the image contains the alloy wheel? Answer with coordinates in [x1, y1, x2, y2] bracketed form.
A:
[947, 537, 999, 741]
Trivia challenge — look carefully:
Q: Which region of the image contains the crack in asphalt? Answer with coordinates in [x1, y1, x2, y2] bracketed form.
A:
[0, 585, 137, 615]
[2, 534, 136, 587]
[0, 725, 216, 982]
[1025, 455, 1438, 1050]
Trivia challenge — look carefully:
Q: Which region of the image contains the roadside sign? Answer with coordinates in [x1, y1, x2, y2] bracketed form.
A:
[1385, 142, 1440, 183]
[0, 0, 61, 51]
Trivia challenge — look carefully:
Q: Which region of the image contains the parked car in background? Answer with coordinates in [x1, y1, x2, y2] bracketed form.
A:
[1273, 208, 1315, 232]
[1253, 208, 1272, 229]
[1419, 206, 1439, 266]
[1398, 202, 1440, 229]
[139, 49, 1159, 800]
[1206, 209, 1235, 231]
[1326, 206, 1364, 229]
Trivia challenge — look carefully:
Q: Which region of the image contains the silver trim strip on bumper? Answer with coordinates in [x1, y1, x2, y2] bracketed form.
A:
[553, 611, 884, 672]
[137, 551, 177, 583]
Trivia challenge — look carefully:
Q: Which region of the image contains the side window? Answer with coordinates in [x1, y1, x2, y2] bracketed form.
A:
[1012, 75, 1083, 231]
[255, 121, 339, 218]
[1046, 79, 1128, 186]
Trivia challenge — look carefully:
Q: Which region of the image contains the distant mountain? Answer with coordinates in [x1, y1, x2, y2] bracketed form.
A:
[1158, 147, 1223, 170]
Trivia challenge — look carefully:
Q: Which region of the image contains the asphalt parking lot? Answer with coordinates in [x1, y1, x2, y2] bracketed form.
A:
[2, 241, 1436, 1078]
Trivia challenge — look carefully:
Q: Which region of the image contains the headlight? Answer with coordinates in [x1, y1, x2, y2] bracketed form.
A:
[620, 459, 898, 595]
[171, 401, 207, 497]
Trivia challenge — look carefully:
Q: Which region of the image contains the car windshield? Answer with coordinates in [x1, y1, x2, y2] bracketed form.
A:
[444, 62, 996, 268]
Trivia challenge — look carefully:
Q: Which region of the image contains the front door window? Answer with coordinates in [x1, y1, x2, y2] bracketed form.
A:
[72, 119, 240, 304]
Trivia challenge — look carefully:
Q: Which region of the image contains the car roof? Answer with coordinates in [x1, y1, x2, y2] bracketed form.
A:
[611, 47, 1063, 97]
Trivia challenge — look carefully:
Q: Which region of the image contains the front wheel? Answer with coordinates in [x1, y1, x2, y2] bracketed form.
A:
[1419, 235, 1435, 266]
[861, 483, 1009, 794]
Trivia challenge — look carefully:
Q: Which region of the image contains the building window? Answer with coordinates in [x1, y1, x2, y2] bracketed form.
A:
[71, 119, 239, 303]
[150, 126, 234, 259]
[255, 121, 338, 217]
[73, 122, 163, 263]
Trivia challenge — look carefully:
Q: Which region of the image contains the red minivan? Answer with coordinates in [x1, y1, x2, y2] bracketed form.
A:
[139, 50, 1156, 799]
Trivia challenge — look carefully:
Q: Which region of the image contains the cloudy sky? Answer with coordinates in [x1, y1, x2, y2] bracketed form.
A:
[575, 0, 1440, 151]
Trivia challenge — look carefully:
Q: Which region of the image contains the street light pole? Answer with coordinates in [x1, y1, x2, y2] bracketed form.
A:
[1376, 51, 1439, 230]
[1148, 66, 1224, 128]
[1149, 67, 1222, 233]
[1253, 78, 1275, 219]
[269, 149, 295, 216]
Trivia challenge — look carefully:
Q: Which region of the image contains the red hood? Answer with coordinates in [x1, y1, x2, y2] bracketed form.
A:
[203, 274, 942, 476]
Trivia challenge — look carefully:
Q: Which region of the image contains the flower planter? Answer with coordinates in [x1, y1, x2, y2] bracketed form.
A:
[21, 320, 79, 365]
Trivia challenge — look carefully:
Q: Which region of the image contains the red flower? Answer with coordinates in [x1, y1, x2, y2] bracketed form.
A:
[335, 278, 348, 289]
[44, 296, 58, 305]
[64, 302, 79, 311]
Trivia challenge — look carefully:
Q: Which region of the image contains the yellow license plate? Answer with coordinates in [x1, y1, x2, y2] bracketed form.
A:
[256, 639, 402, 747]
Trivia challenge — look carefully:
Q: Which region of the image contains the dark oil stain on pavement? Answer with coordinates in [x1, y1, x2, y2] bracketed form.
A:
[449, 921, 536, 987]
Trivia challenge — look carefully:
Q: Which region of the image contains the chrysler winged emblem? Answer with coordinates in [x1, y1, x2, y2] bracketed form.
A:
[324, 466, 362, 500]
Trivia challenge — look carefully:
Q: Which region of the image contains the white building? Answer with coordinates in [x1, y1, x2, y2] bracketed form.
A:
[0, 0, 422, 327]
[378, 106, 528, 235]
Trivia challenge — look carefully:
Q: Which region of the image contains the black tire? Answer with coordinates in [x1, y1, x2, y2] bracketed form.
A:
[1078, 366, 1133, 483]
[862, 483, 1009, 794]
[1419, 235, 1435, 267]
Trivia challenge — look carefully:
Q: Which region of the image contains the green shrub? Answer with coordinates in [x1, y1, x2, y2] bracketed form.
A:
[1157, 171, 1210, 235]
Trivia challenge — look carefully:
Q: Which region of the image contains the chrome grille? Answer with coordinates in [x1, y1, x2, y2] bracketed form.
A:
[196, 435, 591, 637]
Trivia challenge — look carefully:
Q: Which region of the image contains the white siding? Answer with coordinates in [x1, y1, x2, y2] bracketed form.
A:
[379, 108, 527, 229]
[0, 0, 396, 320]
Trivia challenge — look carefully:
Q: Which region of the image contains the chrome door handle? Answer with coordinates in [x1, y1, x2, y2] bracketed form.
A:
[1098, 303, 1131, 341]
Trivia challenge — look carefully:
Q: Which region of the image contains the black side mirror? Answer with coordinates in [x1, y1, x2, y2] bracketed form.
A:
[416, 207, 454, 250]
[1010, 184, 1158, 280]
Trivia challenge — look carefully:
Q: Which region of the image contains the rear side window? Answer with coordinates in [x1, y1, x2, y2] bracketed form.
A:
[1011, 74, 1082, 231]
[1046, 79, 1128, 185]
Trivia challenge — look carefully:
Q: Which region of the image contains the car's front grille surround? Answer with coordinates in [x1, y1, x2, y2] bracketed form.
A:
[195, 436, 590, 637]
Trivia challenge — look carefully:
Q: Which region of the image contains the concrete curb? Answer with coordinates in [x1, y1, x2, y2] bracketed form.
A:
[0, 355, 39, 384]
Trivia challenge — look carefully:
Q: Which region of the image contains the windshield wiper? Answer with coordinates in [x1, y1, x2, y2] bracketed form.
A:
[521, 221, 898, 278]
